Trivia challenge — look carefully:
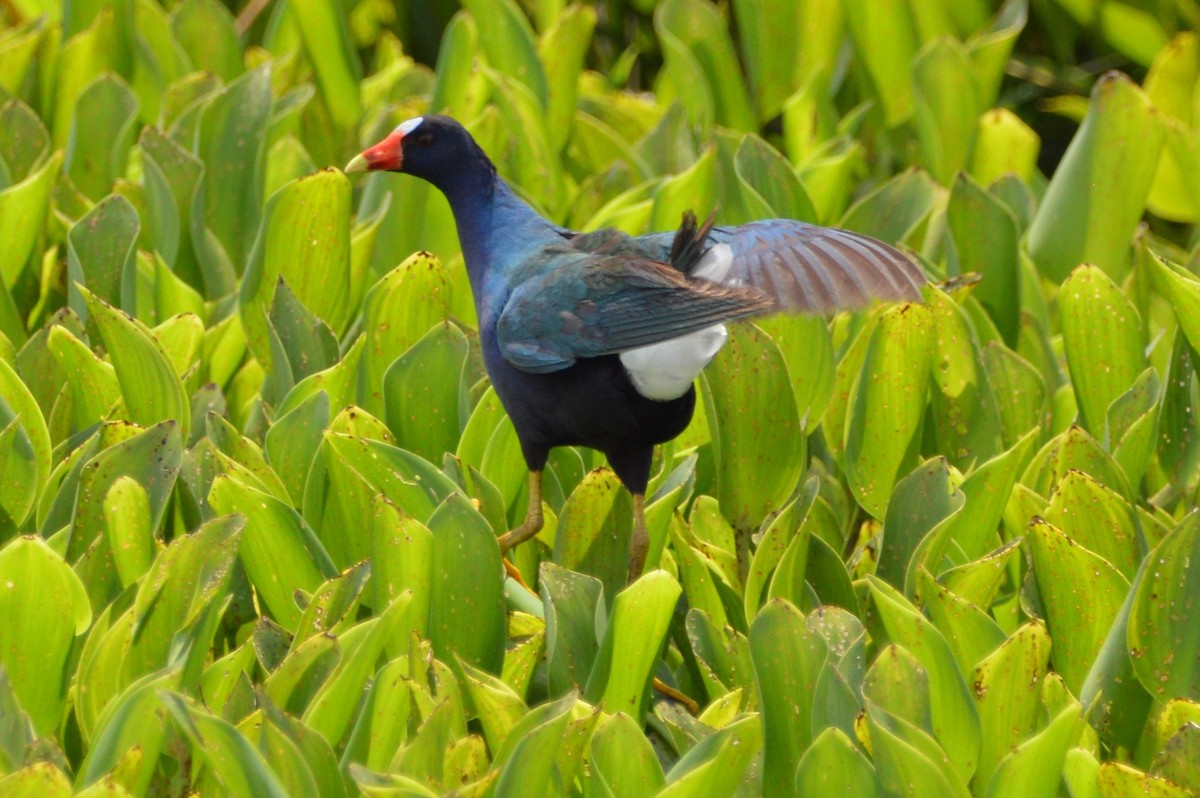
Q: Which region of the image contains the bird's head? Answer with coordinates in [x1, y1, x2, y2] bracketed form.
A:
[344, 114, 489, 189]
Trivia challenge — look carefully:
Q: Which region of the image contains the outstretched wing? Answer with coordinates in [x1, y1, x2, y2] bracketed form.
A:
[496, 251, 771, 374]
[574, 219, 926, 313]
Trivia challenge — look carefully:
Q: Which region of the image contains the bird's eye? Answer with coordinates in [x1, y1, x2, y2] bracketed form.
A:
[416, 133, 434, 148]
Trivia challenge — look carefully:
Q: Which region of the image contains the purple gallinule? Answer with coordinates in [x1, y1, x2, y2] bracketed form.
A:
[347, 115, 924, 581]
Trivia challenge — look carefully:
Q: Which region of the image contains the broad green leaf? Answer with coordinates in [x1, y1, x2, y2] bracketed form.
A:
[1026, 518, 1129, 695]
[492, 695, 574, 797]
[1095, 762, 1190, 798]
[0, 762, 73, 797]
[360, 252, 453, 417]
[540, 562, 604, 697]
[913, 36, 979, 184]
[0, 536, 90, 735]
[702, 323, 804, 530]
[876, 457, 962, 590]
[843, 0, 918, 126]
[538, 4, 596, 154]
[554, 468, 633, 601]
[981, 342, 1045, 448]
[1026, 73, 1164, 282]
[845, 303, 934, 518]
[1044, 471, 1140, 580]
[733, 133, 818, 222]
[654, 0, 756, 132]
[80, 286, 190, 440]
[947, 174, 1020, 345]
[585, 570, 681, 719]
[919, 572, 1006, 676]
[1128, 513, 1200, 701]
[290, 1, 361, 130]
[0, 357, 51, 508]
[68, 194, 140, 315]
[66, 74, 139, 202]
[209, 476, 335, 631]
[864, 644, 933, 733]
[240, 170, 353, 372]
[170, 0, 241, 81]
[969, 108, 1040, 187]
[463, 0, 548, 106]
[383, 321, 468, 464]
[659, 715, 762, 798]
[868, 705, 971, 798]
[163, 692, 291, 798]
[369, 495, 432, 638]
[0, 148, 60, 297]
[193, 66, 271, 292]
[102, 475, 153, 587]
[795, 726, 875, 798]
[985, 701, 1083, 798]
[428, 493, 505, 673]
[77, 670, 181, 796]
[750, 599, 828, 797]
[1059, 264, 1144, 436]
[868, 577, 981, 783]
[971, 621, 1052, 786]
[649, 144, 717, 230]
[52, 8, 118, 148]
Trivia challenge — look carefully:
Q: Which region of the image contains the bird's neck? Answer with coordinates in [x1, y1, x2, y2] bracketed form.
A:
[440, 169, 560, 300]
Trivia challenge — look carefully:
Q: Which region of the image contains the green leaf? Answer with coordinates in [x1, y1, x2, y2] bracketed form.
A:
[163, 692, 291, 798]
[844, 0, 919, 126]
[68, 194, 140, 315]
[969, 108, 1040, 187]
[102, 475, 153, 587]
[0, 762, 73, 797]
[794, 726, 875, 798]
[876, 457, 961, 590]
[1059, 264, 1144, 436]
[290, 1, 361, 130]
[1128, 513, 1200, 701]
[540, 562, 604, 697]
[845, 303, 934, 518]
[554, 468, 633, 601]
[0, 147, 60, 297]
[985, 702, 1083, 798]
[701, 323, 805, 530]
[659, 715, 762, 797]
[585, 570, 681, 719]
[383, 321, 468, 464]
[1026, 73, 1164, 282]
[66, 74, 139, 202]
[1026, 517, 1129, 695]
[912, 36, 979, 184]
[209, 476, 335, 631]
[0, 536, 90, 735]
[170, 0, 242, 81]
[946, 174, 1021, 344]
[868, 577, 981, 783]
[241, 170, 353, 373]
[462, 0, 548, 106]
[749, 599, 828, 797]
[80, 285, 190, 441]
[587, 711, 666, 798]
[428, 493, 505, 673]
[369, 494, 432, 638]
[654, 0, 756, 132]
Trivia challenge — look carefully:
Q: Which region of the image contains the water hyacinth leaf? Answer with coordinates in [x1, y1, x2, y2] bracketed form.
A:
[70, 419, 181, 565]
[1026, 73, 1164, 282]
[981, 343, 1045, 448]
[491, 696, 574, 797]
[0, 536, 90, 736]
[540, 562, 604, 697]
[946, 174, 1020, 345]
[1022, 425, 1132, 501]
[0, 762, 73, 796]
[554, 468, 633, 600]
[919, 573, 1007, 675]
[912, 36, 979, 184]
[1095, 762, 1190, 798]
[290, 0, 361, 130]
[864, 644, 932, 733]
[585, 570, 680, 719]
[383, 321, 468, 464]
[368, 494, 432, 637]
[102, 475, 153, 588]
[0, 357, 50, 502]
[845, 303, 934, 518]
[750, 598, 829, 797]
[51, 8, 118, 149]
[462, 0, 548, 106]
[163, 693, 291, 798]
[868, 576, 981, 783]
[65, 74, 139, 202]
[459, 658, 526, 754]
[139, 126, 202, 279]
[794, 726, 875, 798]
[360, 251, 453, 417]
[586, 711, 665, 797]
[427, 493, 505, 673]
[1044, 470, 1140, 581]
[193, 66, 271, 293]
[0, 148, 60, 297]
[1059, 264, 1144, 436]
[650, 144, 717, 231]
[1026, 518, 1129, 695]
[659, 714, 763, 798]
[538, 4, 595, 155]
[985, 701, 1083, 798]
[209, 475, 335, 631]
[240, 169, 352, 371]
[843, 0, 918, 126]
[267, 279, 339, 384]
[301, 591, 412, 749]
[733, 133, 819, 222]
[972, 621, 1052, 787]
[170, 0, 241, 81]
[653, 0, 756, 133]
[875, 456, 961, 589]
[68, 195, 140, 316]
[867, 706, 971, 798]
[80, 286, 190, 441]
[969, 108, 1040, 187]
[1128, 514, 1200, 701]
[968, 0, 1028, 108]
[701, 323, 804, 531]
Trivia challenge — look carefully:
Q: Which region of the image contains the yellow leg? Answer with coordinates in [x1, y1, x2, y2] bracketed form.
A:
[627, 493, 649, 582]
[497, 471, 543, 553]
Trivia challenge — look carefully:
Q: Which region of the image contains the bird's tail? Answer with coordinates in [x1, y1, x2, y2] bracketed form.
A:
[668, 210, 717, 275]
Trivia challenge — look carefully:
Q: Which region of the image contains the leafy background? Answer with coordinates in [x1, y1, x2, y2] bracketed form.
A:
[0, 0, 1199, 795]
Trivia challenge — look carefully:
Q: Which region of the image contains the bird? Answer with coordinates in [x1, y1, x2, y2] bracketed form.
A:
[345, 114, 925, 582]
